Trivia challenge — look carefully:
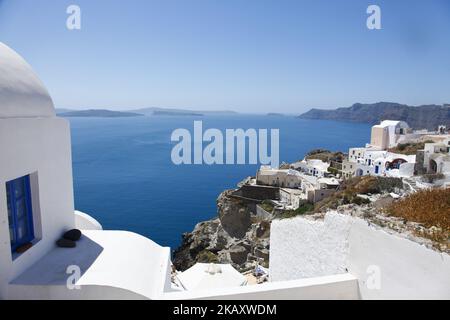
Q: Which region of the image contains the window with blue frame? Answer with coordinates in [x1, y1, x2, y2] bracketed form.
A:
[6, 175, 35, 253]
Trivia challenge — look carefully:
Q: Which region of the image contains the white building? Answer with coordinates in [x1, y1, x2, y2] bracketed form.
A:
[257, 165, 340, 205]
[428, 154, 450, 175]
[256, 166, 302, 188]
[370, 120, 411, 150]
[342, 121, 419, 179]
[343, 149, 416, 178]
[423, 138, 450, 174]
[370, 119, 449, 151]
[279, 188, 304, 209]
[297, 174, 340, 204]
[291, 159, 330, 177]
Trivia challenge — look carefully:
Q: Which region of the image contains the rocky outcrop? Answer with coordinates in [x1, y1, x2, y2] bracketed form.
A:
[173, 190, 272, 272]
[218, 191, 252, 238]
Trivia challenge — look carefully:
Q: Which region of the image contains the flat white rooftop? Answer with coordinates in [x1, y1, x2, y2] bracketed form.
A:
[9, 230, 171, 299]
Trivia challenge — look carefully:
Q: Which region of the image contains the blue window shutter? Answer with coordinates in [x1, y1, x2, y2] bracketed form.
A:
[6, 175, 35, 253]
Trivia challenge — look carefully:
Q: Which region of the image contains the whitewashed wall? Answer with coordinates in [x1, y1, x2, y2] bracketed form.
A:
[348, 219, 450, 299]
[270, 214, 351, 281]
[0, 117, 75, 299]
[270, 212, 450, 299]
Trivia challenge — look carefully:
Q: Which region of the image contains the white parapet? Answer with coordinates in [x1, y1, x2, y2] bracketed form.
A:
[74, 210, 103, 230]
[270, 212, 450, 300]
[162, 273, 359, 300]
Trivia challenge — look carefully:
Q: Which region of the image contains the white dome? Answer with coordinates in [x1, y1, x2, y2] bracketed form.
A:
[0, 42, 55, 118]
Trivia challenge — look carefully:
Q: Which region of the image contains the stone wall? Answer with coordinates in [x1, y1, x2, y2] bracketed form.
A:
[235, 185, 280, 201]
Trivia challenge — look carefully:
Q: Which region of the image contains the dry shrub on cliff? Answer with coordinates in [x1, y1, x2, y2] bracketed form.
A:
[343, 176, 403, 194]
[305, 149, 345, 163]
[315, 176, 403, 212]
[197, 250, 219, 264]
[279, 202, 314, 219]
[387, 141, 433, 155]
[387, 188, 450, 234]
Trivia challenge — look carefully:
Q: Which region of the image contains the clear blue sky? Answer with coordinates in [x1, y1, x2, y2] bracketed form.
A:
[1, 0, 449, 113]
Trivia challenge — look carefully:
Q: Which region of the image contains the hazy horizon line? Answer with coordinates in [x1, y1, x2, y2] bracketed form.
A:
[55, 101, 450, 115]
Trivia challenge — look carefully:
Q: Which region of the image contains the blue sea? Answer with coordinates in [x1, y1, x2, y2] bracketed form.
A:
[69, 115, 370, 250]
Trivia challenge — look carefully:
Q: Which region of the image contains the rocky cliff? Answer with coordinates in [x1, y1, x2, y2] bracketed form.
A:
[173, 190, 272, 272]
[298, 102, 450, 130]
